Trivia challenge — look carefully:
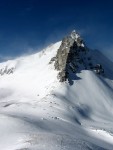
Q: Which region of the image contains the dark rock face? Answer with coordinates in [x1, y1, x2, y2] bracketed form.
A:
[53, 30, 105, 82]
[54, 30, 88, 82]
[93, 64, 104, 74]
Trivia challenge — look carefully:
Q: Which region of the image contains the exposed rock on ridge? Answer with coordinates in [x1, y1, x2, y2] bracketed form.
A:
[0, 66, 15, 76]
[54, 30, 88, 82]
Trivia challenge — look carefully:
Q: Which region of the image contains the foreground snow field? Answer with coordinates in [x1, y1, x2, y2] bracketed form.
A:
[0, 40, 113, 150]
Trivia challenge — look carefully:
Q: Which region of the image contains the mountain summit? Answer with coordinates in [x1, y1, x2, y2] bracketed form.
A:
[53, 31, 104, 83]
[54, 30, 87, 82]
[0, 31, 113, 150]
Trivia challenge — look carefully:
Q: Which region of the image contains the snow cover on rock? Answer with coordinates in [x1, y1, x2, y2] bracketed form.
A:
[0, 38, 113, 150]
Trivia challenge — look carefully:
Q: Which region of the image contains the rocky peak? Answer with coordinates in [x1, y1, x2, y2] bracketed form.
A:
[53, 30, 104, 83]
[54, 30, 87, 82]
[70, 30, 79, 41]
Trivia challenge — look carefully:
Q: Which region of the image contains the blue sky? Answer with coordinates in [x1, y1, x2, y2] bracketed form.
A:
[0, 0, 113, 61]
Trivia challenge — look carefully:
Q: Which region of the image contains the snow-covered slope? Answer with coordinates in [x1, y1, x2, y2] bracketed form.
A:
[0, 37, 113, 150]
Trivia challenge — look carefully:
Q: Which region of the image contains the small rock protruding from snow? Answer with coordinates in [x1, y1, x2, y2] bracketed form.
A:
[93, 64, 104, 74]
[0, 66, 15, 76]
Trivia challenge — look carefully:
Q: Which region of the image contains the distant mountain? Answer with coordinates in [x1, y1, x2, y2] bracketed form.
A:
[0, 31, 113, 150]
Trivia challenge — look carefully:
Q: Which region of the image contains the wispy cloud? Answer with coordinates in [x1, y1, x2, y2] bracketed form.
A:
[101, 45, 113, 61]
[0, 55, 14, 62]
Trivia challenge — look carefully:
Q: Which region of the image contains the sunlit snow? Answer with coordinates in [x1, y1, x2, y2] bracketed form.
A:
[0, 41, 113, 150]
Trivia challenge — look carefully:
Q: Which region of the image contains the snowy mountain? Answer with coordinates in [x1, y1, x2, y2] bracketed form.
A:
[0, 31, 113, 150]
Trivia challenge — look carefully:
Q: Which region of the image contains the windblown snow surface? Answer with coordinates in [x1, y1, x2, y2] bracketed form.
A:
[0, 41, 113, 150]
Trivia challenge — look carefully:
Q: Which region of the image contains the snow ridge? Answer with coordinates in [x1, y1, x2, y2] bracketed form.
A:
[0, 32, 113, 150]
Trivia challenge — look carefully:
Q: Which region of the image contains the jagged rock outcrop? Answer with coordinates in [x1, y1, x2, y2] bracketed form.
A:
[54, 30, 105, 82]
[54, 30, 88, 82]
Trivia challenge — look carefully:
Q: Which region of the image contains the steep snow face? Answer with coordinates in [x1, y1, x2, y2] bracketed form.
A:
[0, 42, 61, 102]
[0, 40, 113, 150]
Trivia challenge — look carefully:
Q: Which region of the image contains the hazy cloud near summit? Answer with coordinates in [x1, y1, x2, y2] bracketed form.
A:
[102, 45, 113, 61]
